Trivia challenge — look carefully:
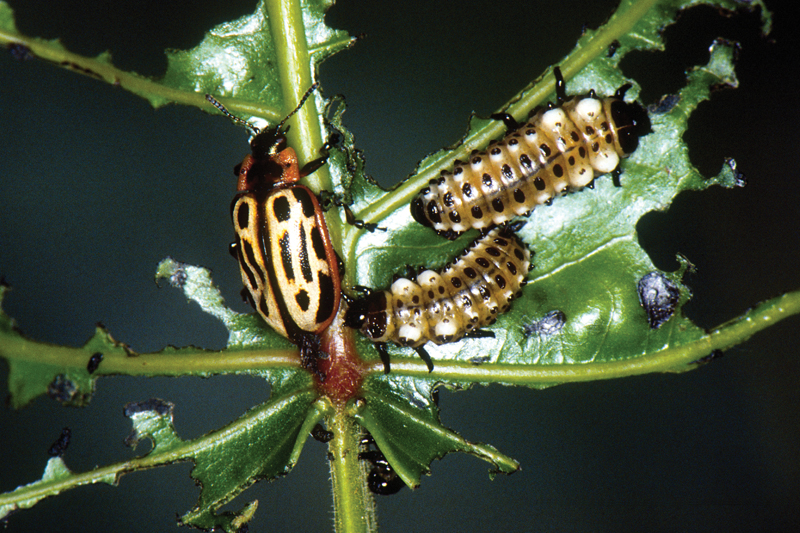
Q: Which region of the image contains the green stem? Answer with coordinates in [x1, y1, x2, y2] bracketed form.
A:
[0, 7, 282, 122]
[328, 405, 377, 533]
[264, 0, 329, 191]
[0, 330, 300, 376]
[358, 290, 800, 383]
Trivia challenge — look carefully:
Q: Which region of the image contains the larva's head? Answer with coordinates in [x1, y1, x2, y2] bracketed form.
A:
[609, 99, 651, 155]
[344, 291, 394, 342]
[410, 187, 435, 228]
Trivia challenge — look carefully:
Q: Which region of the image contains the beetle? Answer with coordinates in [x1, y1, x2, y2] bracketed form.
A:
[207, 86, 340, 378]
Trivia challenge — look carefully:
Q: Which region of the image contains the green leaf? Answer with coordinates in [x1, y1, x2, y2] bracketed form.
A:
[352, 378, 519, 488]
[173, 389, 323, 532]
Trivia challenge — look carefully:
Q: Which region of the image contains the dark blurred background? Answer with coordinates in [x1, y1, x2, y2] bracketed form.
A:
[1, 1, 798, 531]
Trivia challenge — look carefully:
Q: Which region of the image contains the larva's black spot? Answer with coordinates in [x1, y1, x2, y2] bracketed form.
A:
[570, 131, 580, 142]
[462, 183, 473, 197]
[478, 285, 491, 300]
[472, 156, 482, 165]
[539, 144, 552, 157]
[501, 164, 514, 181]
[464, 267, 478, 279]
[553, 164, 564, 178]
[485, 247, 501, 257]
[471, 206, 483, 219]
[520, 154, 533, 170]
[492, 198, 505, 213]
[426, 200, 442, 224]
[476, 257, 490, 268]
[449, 210, 461, 223]
[490, 147, 501, 156]
[495, 275, 506, 289]
[443, 192, 454, 207]
[534, 177, 546, 191]
[482, 174, 494, 188]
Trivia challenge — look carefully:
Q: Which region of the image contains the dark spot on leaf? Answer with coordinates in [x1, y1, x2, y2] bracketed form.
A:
[47, 375, 78, 403]
[637, 272, 681, 329]
[522, 310, 566, 336]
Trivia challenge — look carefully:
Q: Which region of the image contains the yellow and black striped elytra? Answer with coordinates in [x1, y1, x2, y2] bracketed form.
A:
[231, 185, 340, 339]
[411, 67, 651, 239]
[344, 224, 531, 373]
[207, 88, 340, 377]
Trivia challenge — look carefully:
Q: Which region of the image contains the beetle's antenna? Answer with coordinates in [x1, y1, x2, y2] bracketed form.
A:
[205, 94, 261, 136]
[277, 81, 320, 130]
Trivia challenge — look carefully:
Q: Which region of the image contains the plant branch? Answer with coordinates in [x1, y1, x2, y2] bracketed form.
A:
[357, 290, 800, 384]
[328, 404, 377, 533]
